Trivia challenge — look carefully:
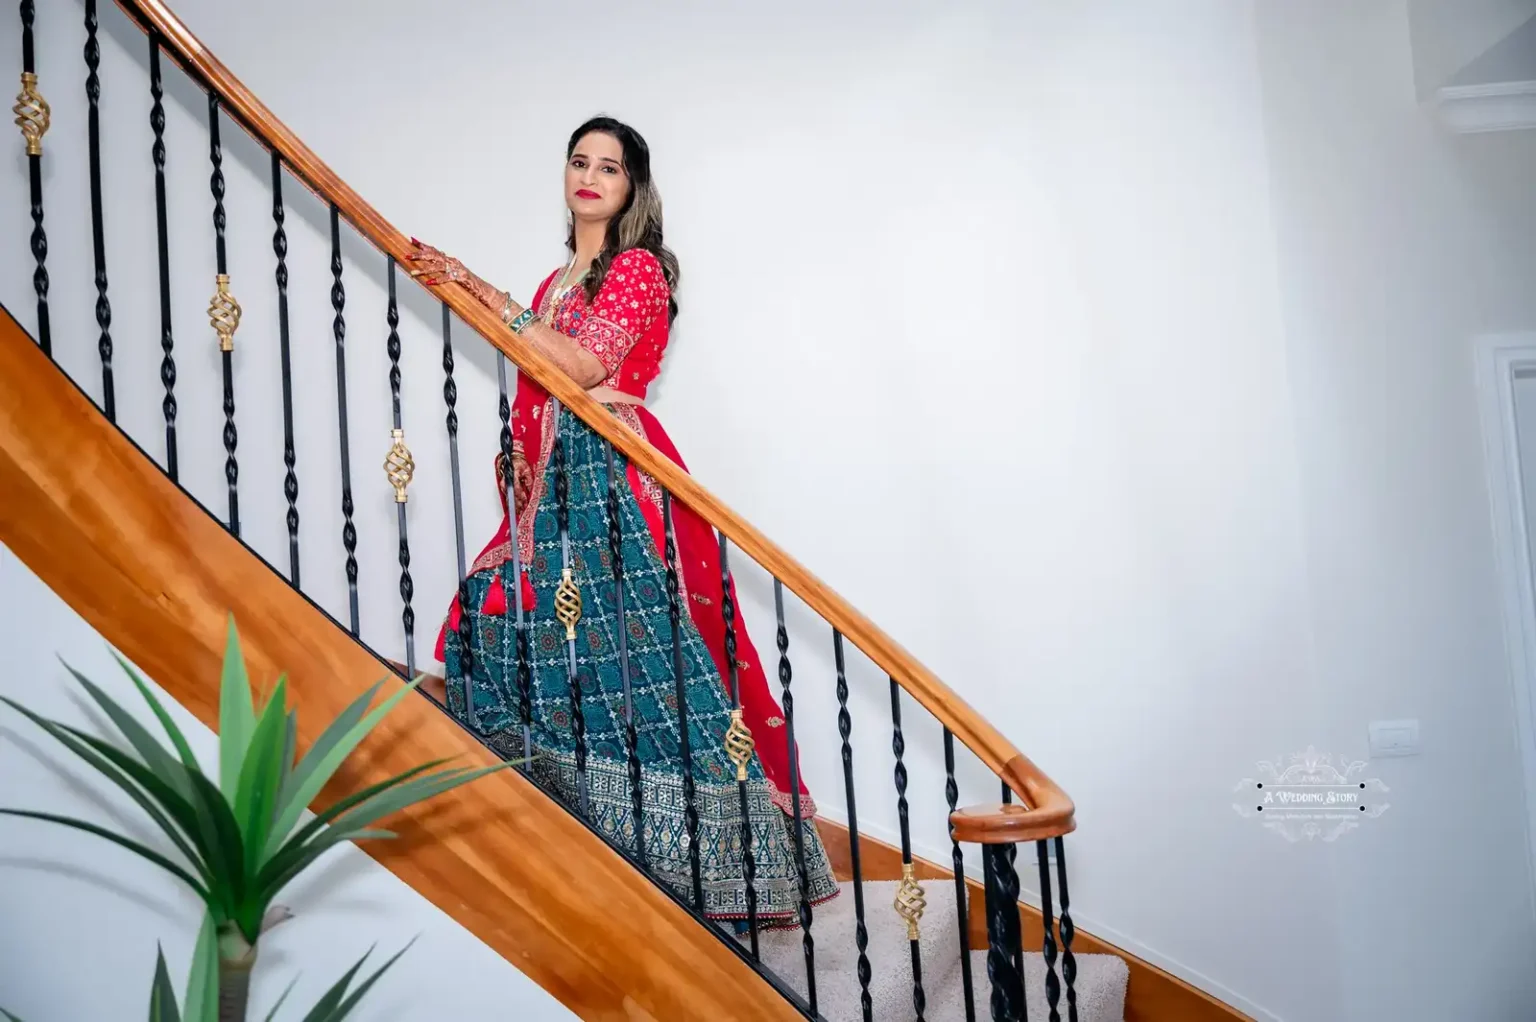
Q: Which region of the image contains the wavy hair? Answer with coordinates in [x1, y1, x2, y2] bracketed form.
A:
[565, 115, 680, 323]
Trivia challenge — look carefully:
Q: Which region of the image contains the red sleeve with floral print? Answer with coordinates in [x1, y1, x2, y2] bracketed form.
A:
[575, 248, 670, 376]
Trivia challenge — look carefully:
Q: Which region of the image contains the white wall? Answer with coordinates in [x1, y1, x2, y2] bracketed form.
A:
[0, 544, 576, 1021]
[1256, 3, 1536, 1020]
[3, 1, 1535, 1020]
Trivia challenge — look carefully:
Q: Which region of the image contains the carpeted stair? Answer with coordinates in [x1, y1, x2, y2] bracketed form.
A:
[748, 880, 1128, 1021]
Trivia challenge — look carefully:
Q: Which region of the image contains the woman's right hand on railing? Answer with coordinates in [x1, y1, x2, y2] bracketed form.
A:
[496, 449, 532, 513]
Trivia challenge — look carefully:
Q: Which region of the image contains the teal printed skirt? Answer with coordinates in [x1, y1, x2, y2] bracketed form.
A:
[442, 412, 840, 924]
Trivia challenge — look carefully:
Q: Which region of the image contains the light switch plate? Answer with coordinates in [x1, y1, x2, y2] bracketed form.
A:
[1368, 719, 1420, 758]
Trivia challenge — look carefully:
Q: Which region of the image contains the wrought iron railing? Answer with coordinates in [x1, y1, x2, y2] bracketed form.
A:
[6, 2, 1079, 1018]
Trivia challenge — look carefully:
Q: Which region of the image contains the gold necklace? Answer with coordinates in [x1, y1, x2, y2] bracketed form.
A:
[543, 256, 588, 327]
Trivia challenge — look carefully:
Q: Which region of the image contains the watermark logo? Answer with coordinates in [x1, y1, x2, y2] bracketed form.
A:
[1233, 746, 1390, 842]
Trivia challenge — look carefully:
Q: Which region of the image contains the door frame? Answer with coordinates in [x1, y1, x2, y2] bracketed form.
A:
[1474, 331, 1536, 907]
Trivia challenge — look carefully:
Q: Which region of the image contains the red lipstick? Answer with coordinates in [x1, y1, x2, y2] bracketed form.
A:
[575, 189, 600, 200]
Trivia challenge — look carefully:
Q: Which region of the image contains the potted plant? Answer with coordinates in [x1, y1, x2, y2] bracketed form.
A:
[0, 617, 515, 1020]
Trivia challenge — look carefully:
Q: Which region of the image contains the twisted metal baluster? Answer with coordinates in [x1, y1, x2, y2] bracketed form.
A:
[1001, 782, 1024, 983]
[207, 95, 240, 534]
[983, 843, 1026, 1022]
[16, 0, 51, 355]
[330, 205, 359, 635]
[149, 36, 177, 478]
[664, 493, 704, 910]
[1036, 840, 1062, 1022]
[441, 309, 475, 722]
[835, 630, 874, 1021]
[550, 401, 589, 814]
[944, 728, 978, 1022]
[494, 354, 528, 747]
[1054, 838, 1079, 1022]
[383, 259, 416, 674]
[84, 0, 114, 420]
[890, 680, 927, 1019]
[271, 152, 298, 584]
[605, 442, 646, 864]
[718, 538, 759, 954]
[774, 580, 816, 1010]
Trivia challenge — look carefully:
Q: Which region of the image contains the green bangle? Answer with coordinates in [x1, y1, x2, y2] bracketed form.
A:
[509, 308, 536, 334]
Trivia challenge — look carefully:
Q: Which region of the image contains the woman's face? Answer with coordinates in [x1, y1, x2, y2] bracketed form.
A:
[565, 131, 630, 223]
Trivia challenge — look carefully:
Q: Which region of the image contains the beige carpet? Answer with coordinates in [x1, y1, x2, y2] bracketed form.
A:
[744, 880, 1128, 1021]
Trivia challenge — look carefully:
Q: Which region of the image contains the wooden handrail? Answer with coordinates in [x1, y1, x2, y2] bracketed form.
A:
[113, 0, 1073, 840]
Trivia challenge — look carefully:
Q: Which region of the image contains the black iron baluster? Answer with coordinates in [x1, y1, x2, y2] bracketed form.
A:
[442, 309, 474, 720]
[774, 580, 816, 1011]
[83, 0, 114, 416]
[605, 442, 645, 864]
[17, 0, 51, 356]
[84, 0, 114, 420]
[1054, 837, 1079, 1022]
[208, 94, 239, 534]
[149, 37, 178, 479]
[1000, 782, 1024, 984]
[383, 259, 416, 674]
[1036, 840, 1062, 1022]
[330, 204, 359, 634]
[550, 401, 589, 815]
[944, 728, 979, 1022]
[983, 842, 1027, 1022]
[835, 630, 874, 1021]
[890, 680, 928, 1020]
[271, 153, 298, 584]
[493, 353, 528, 748]
[663, 493, 704, 911]
[718, 537, 759, 955]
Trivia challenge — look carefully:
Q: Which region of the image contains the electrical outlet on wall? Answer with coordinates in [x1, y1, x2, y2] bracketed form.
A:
[1368, 719, 1420, 758]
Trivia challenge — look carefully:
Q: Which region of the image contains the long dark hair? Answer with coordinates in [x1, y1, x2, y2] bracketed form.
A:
[565, 115, 680, 323]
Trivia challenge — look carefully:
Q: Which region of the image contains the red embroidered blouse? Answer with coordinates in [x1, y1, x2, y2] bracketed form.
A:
[533, 246, 671, 401]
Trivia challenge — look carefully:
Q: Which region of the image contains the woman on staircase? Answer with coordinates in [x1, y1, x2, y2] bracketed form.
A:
[410, 115, 840, 932]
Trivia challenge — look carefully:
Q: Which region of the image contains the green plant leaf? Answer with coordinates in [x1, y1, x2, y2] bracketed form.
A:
[257, 829, 397, 905]
[0, 809, 208, 898]
[182, 767, 249, 923]
[1, 1007, 25, 1021]
[148, 944, 183, 1022]
[262, 977, 299, 1022]
[326, 763, 512, 837]
[114, 652, 202, 777]
[236, 675, 289, 870]
[0, 697, 209, 885]
[218, 617, 257, 804]
[297, 945, 374, 1022]
[269, 759, 452, 863]
[277, 709, 298, 805]
[313, 938, 416, 1021]
[62, 659, 193, 801]
[267, 676, 423, 857]
[183, 911, 218, 1022]
[260, 761, 513, 903]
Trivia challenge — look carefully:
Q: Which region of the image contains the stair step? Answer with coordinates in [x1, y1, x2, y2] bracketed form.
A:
[749, 880, 1128, 1021]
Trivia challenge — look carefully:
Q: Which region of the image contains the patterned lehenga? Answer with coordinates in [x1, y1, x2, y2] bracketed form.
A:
[435, 247, 840, 925]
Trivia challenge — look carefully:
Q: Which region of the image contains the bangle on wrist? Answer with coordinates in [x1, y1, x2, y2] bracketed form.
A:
[509, 308, 536, 334]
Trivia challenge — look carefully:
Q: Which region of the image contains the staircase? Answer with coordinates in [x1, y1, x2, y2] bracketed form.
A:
[755, 881, 1129, 1021]
[0, 1, 1242, 1019]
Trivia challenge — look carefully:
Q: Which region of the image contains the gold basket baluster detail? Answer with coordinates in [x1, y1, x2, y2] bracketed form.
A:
[554, 566, 582, 640]
[14, 72, 49, 157]
[894, 862, 927, 941]
[208, 274, 241, 352]
[724, 708, 755, 782]
[383, 428, 414, 503]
